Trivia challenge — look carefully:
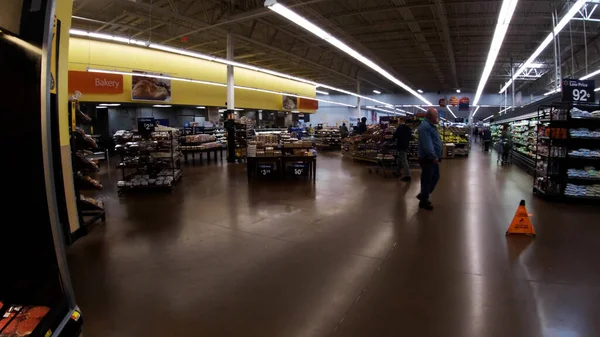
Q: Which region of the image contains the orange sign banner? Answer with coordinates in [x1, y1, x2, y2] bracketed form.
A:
[298, 97, 318, 110]
[506, 200, 536, 237]
[68, 70, 124, 94]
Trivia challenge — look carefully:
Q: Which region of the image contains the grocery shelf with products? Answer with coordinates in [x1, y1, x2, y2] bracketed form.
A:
[441, 125, 470, 158]
[510, 117, 539, 174]
[342, 119, 419, 165]
[68, 100, 106, 235]
[534, 102, 600, 200]
[179, 131, 225, 164]
[314, 128, 342, 150]
[114, 128, 183, 194]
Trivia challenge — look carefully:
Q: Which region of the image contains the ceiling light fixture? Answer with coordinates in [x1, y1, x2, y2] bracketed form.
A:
[543, 89, 560, 96]
[95, 106, 107, 109]
[472, 106, 481, 117]
[315, 90, 329, 95]
[473, 0, 519, 105]
[580, 68, 600, 80]
[483, 114, 495, 121]
[499, 0, 587, 94]
[196, 106, 205, 109]
[417, 89, 424, 93]
[70, 28, 394, 109]
[153, 104, 172, 108]
[499, 106, 512, 114]
[264, 0, 432, 105]
[99, 103, 121, 106]
[366, 106, 406, 116]
[456, 89, 461, 93]
[373, 90, 381, 94]
[87, 68, 356, 108]
[446, 106, 457, 119]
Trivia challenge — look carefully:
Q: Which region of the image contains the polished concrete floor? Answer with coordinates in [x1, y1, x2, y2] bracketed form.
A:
[67, 149, 600, 337]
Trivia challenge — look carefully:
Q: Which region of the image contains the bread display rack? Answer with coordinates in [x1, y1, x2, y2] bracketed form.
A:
[68, 100, 106, 231]
[114, 128, 183, 194]
[179, 126, 225, 164]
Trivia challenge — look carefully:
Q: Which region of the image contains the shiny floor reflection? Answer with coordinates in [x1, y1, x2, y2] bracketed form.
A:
[67, 149, 600, 337]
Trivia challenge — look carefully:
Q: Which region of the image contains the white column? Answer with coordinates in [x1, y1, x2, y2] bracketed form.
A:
[356, 79, 361, 118]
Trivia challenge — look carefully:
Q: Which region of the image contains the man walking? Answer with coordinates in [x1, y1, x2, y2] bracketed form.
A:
[357, 117, 367, 135]
[417, 108, 442, 210]
[392, 119, 413, 181]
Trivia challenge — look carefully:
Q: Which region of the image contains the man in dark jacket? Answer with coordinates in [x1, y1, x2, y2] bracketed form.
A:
[356, 117, 367, 134]
[392, 120, 413, 181]
[417, 108, 443, 210]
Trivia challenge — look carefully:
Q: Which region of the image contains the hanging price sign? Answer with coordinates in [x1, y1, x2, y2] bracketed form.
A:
[137, 117, 155, 135]
[562, 79, 595, 102]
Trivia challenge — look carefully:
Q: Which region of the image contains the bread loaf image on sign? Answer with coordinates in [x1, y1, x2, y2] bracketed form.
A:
[132, 79, 169, 101]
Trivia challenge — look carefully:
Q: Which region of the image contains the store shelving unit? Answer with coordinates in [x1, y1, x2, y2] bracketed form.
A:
[510, 117, 539, 174]
[534, 102, 600, 200]
[314, 128, 342, 150]
[69, 100, 106, 234]
[114, 129, 183, 194]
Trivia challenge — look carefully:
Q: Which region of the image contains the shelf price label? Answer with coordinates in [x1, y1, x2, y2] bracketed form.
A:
[562, 79, 595, 102]
[138, 117, 155, 135]
[258, 163, 274, 177]
[289, 163, 309, 177]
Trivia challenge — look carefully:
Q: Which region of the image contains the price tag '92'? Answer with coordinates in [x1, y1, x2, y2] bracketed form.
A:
[572, 89, 590, 102]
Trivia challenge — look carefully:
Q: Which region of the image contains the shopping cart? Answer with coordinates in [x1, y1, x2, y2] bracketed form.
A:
[367, 143, 398, 177]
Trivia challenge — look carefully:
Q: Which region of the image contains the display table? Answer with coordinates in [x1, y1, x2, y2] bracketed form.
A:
[182, 147, 224, 164]
[247, 156, 316, 182]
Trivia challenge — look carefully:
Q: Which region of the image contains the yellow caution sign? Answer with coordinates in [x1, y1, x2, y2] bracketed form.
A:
[506, 200, 536, 237]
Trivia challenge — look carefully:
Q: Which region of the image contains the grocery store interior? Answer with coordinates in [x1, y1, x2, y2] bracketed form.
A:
[4, 0, 600, 336]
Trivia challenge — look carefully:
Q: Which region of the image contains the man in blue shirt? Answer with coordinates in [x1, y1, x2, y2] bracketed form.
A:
[417, 108, 443, 210]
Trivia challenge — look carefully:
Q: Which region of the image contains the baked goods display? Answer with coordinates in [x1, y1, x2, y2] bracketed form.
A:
[114, 128, 183, 194]
[0, 305, 50, 337]
[69, 99, 106, 227]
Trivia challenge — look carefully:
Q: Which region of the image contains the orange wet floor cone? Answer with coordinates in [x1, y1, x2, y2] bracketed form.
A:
[506, 200, 536, 237]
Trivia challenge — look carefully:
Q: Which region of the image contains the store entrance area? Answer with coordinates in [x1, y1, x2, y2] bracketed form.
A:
[67, 150, 600, 337]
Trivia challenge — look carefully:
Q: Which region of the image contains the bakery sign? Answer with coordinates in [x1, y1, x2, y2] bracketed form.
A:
[68, 71, 123, 94]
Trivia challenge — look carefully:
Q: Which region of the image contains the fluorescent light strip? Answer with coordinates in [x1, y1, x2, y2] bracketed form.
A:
[543, 89, 560, 96]
[472, 106, 480, 117]
[580, 68, 600, 80]
[265, 1, 432, 105]
[446, 106, 457, 119]
[500, 0, 587, 93]
[417, 89, 424, 93]
[595, 87, 600, 92]
[373, 90, 381, 94]
[315, 90, 329, 95]
[473, 0, 519, 105]
[483, 114, 495, 121]
[413, 105, 427, 111]
[100, 103, 121, 106]
[88, 68, 355, 108]
[153, 104, 172, 108]
[196, 106, 205, 109]
[70, 28, 394, 109]
[366, 106, 406, 116]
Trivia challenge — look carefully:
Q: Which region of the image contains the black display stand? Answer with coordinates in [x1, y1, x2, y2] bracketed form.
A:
[1, 0, 83, 336]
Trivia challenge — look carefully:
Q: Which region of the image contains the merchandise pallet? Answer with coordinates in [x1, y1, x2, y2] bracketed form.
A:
[533, 102, 600, 201]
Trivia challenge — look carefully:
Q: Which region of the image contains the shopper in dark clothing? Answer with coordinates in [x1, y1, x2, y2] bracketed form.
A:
[356, 117, 367, 135]
[483, 128, 492, 152]
[339, 123, 349, 138]
[417, 108, 442, 210]
[392, 120, 413, 181]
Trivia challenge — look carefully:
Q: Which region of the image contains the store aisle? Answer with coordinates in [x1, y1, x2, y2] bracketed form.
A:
[66, 151, 600, 337]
